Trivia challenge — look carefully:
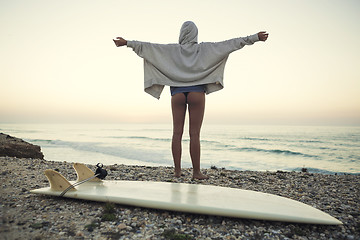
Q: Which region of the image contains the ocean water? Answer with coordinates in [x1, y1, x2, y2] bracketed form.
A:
[1, 123, 359, 174]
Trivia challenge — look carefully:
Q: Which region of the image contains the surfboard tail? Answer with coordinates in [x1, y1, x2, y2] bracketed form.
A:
[44, 169, 76, 192]
[73, 163, 102, 182]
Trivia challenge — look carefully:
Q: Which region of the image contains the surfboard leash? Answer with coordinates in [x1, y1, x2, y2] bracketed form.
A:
[60, 163, 108, 197]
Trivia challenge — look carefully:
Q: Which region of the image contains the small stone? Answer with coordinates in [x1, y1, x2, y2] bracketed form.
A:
[118, 223, 127, 230]
[249, 177, 259, 183]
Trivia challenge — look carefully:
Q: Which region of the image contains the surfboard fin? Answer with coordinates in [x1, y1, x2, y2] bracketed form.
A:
[44, 169, 76, 192]
[73, 163, 102, 182]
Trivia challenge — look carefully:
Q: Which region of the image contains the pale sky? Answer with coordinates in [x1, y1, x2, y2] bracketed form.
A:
[1, 0, 359, 125]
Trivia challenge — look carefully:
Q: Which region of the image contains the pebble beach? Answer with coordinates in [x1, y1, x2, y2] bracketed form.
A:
[1, 157, 359, 240]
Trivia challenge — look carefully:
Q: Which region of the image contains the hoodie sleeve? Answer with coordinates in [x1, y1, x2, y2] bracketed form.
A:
[127, 41, 176, 59]
[127, 40, 147, 58]
[202, 33, 260, 56]
[220, 33, 259, 49]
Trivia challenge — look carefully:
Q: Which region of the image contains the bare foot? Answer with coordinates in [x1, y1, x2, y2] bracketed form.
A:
[174, 169, 181, 178]
[192, 172, 209, 180]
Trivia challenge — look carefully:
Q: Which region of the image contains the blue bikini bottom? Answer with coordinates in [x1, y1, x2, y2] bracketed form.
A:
[170, 85, 205, 103]
[170, 85, 205, 96]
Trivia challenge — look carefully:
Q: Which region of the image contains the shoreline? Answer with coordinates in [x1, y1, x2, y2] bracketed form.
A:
[1, 157, 359, 239]
[1, 124, 359, 176]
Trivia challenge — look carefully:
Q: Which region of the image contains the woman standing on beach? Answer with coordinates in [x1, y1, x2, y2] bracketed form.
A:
[113, 21, 268, 179]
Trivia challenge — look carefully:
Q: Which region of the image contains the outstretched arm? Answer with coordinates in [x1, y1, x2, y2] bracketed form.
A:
[258, 31, 269, 41]
[113, 37, 127, 47]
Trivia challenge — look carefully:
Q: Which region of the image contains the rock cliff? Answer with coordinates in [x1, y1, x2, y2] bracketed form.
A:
[0, 133, 44, 159]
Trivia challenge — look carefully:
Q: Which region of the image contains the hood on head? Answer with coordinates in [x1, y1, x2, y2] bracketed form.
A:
[179, 21, 198, 44]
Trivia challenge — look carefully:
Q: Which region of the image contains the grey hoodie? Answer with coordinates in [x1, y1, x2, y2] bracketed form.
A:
[127, 21, 259, 99]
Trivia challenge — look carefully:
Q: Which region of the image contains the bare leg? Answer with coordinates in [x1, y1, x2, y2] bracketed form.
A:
[187, 92, 208, 180]
[171, 93, 187, 177]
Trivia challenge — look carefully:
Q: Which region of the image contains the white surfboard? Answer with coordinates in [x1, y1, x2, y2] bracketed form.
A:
[31, 163, 342, 225]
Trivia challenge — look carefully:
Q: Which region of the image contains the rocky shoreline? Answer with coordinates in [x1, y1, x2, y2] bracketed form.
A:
[0, 133, 44, 159]
[1, 157, 359, 240]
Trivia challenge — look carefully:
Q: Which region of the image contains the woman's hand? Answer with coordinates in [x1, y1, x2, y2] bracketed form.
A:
[113, 37, 127, 47]
[258, 31, 269, 41]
